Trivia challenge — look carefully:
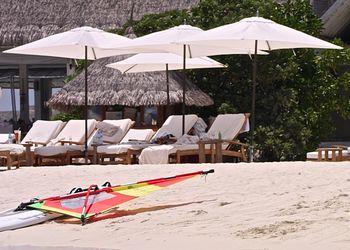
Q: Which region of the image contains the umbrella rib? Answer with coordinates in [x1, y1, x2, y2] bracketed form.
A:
[124, 64, 138, 74]
[187, 44, 193, 58]
[266, 41, 271, 51]
[92, 47, 97, 60]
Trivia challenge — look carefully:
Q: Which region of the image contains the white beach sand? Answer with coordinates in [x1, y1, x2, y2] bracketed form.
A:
[1, 161, 350, 250]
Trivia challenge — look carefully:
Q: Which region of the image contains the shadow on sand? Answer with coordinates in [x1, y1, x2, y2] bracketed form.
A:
[55, 200, 213, 224]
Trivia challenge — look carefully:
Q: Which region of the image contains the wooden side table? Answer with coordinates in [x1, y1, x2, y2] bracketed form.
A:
[22, 143, 33, 166]
[198, 139, 223, 163]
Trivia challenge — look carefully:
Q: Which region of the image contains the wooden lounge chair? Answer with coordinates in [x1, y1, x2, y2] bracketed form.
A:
[176, 114, 249, 163]
[34, 119, 134, 165]
[138, 114, 249, 164]
[33, 119, 97, 165]
[0, 120, 65, 168]
[69, 119, 134, 164]
[96, 128, 155, 164]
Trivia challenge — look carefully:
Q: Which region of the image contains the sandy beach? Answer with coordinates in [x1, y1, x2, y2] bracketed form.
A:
[1, 161, 350, 250]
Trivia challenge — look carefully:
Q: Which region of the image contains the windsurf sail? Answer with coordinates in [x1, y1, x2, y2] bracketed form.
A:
[26, 169, 214, 224]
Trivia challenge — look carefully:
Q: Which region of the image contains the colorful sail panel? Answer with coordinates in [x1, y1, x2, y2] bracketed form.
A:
[28, 170, 214, 222]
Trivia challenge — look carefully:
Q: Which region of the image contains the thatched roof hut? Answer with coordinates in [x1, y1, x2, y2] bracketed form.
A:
[0, 0, 199, 47]
[47, 55, 214, 111]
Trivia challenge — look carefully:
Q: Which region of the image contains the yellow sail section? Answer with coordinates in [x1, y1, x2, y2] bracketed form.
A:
[113, 183, 162, 197]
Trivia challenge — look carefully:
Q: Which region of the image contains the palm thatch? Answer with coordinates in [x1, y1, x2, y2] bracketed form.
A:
[0, 0, 199, 47]
[47, 55, 214, 111]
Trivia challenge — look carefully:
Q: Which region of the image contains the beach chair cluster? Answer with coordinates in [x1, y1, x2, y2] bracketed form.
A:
[0, 114, 250, 168]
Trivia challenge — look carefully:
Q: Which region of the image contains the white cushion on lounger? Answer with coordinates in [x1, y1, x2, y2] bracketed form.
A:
[138, 142, 206, 164]
[34, 144, 88, 157]
[0, 144, 25, 154]
[120, 129, 154, 143]
[97, 144, 134, 155]
[97, 129, 155, 155]
[206, 114, 246, 140]
[0, 120, 65, 155]
[21, 120, 65, 145]
[35, 129, 98, 157]
[100, 119, 133, 143]
[53, 119, 96, 144]
[34, 145, 68, 157]
[152, 114, 198, 139]
[139, 145, 175, 164]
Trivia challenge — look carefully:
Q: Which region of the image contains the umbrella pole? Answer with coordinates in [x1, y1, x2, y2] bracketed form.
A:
[166, 63, 170, 117]
[250, 40, 258, 162]
[10, 76, 18, 129]
[84, 46, 88, 163]
[182, 44, 186, 135]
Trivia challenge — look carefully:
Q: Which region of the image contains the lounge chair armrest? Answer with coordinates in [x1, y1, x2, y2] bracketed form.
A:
[197, 139, 248, 147]
[59, 140, 80, 145]
[22, 142, 47, 147]
[21, 142, 33, 147]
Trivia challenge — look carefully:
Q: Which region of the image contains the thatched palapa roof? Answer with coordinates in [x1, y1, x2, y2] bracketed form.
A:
[47, 55, 214, 111]
[0, 0, 199, 47]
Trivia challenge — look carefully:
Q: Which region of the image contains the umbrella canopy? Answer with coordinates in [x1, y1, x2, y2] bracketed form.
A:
[108, 24, 265, 134]
[181, 17, 342, 55]
[4, 26, 133, 59]
[180, 16, 342, 161]
[106, 52, 226, 73]
[47, 55, 214, 110]
[113, 24, 265, 57]
[3, 26, 133, 159]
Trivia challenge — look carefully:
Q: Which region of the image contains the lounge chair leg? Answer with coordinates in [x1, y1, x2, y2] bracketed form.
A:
[125, 150, 131, 164]
[16, 155, 20, 169]
[65, 155, 70, 165]
[95, 153, 100, 164]
[176, 152, 182, 164]
[198, 142, 205, 163]
[34, 156, 38, 166]
[7, 153, 11, 170]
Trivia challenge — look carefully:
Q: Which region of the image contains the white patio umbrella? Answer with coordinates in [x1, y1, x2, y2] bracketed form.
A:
[106, 52, 226, 114]
[3, 26, 134, 160]
[108, 24, 266, 134]
[107, 52, 225, 73]
[180, 16, 342, 161]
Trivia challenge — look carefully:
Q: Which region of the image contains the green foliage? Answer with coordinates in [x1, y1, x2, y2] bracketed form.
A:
[64, 59, 93, 83]
[52, 110, 83, 122]
[133, 10, 190, 35]
[218, 103, 237, 114]
[130, 0, 350, 161]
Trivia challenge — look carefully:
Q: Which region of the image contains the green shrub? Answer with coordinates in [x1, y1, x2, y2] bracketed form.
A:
[52, 110, 83, 122]
[218, 103, 237, 114]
